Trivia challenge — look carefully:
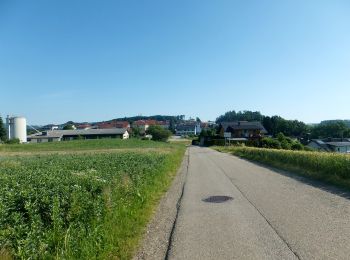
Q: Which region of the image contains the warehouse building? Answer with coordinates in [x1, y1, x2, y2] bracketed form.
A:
[27, 128, 129, 143]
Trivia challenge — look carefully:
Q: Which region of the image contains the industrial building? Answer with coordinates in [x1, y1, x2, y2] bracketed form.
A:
[6, 116, 27, 143]
[27, 128, 130, 143]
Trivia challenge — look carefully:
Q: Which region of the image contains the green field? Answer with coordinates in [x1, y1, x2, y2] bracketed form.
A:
[0, 139, 186, 259]
[0, 139, 177, 153]
[215, 146, 350, 189]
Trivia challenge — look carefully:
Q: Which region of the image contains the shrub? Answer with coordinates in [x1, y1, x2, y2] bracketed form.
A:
[5, 138, 20, 144]
[146, 125, 172, 142]
[261, 137, 281, 149]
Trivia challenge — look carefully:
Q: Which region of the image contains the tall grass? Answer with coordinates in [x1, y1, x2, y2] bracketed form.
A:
[216, 147, 350, 189]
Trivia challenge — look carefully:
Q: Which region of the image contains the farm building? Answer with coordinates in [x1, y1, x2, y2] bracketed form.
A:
[27, 128, 129, 143]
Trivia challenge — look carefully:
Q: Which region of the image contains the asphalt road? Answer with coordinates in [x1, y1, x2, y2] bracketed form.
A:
[167, 146, 350, 260]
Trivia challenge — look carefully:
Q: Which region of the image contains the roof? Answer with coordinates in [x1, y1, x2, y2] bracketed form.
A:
[228, 138, 248, 141]
[221, 121, 268, 134]
[326, 142, 350, 147]
[28, 133, 63, 139]
[28, 128, 128, 138]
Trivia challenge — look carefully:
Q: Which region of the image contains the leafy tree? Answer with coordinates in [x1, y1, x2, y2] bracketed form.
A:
[0, 115, 7, 142]
[63, 124, 74, 130]
[169, 119, 176, 134]
[310, 121, 349, 139]
[261, 137, 281, 149]
[131, 127, 141, 138]
[146, 125, 172, 142]
[216, 110, 263, 123]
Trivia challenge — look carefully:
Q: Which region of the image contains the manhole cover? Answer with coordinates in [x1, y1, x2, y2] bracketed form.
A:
[202, 195, 233, 203]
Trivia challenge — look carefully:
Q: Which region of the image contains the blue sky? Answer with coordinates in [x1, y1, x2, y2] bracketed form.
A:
[1, 0, 349, 125]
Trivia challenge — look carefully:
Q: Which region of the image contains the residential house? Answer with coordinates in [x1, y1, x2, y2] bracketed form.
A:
[176, 121, 201, 136]
[132, 120, 157, 134]
[220, 121, 267, 139]
[307, 139, 350, 153]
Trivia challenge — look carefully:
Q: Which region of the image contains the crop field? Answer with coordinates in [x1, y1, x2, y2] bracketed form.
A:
[0, 139, 186, 259]
[0, 138, 177, 153]
[215, 146, 350, 189]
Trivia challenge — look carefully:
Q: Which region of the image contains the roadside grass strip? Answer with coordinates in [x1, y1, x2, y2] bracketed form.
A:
[215, 146, 350, 190]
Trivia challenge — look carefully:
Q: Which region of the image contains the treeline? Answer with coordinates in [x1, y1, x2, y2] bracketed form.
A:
[216, 110, 350, 139]
[0, 115, 7, 142]
[112, 115, 185, 123]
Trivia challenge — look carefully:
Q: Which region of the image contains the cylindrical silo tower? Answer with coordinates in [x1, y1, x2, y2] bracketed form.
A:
[6, 116, 27, 143]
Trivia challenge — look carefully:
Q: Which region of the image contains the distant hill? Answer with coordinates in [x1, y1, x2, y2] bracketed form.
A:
[110, 115, 185, 123]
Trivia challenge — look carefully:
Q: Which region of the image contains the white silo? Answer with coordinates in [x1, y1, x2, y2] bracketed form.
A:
[6, 116, 27, 143]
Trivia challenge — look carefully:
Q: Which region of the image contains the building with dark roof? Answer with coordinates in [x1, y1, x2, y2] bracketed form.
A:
[308, 139, 350, 153]
[220, 121, 267, 139]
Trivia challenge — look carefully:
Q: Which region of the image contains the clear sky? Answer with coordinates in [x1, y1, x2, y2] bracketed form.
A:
[1, 0, 349, 125]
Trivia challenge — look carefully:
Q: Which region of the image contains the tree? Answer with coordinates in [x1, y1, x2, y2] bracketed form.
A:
[216, 110, 263, 123]
[131, 127, 141, 138]
[310, 121, 349, 139]
[63, 124, 74, 130]
[146, 125, 172, 142]
[0, 115, 7, 142]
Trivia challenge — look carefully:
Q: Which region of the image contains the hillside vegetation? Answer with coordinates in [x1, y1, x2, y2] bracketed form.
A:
[0, 140, 186, 259]
[215, 146, 350, 189]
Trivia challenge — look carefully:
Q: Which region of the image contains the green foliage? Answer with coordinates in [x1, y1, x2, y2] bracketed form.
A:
[131, 126, 141, 137]
[0, 116, 7, 142]
[5, 138, 20, 144]
[199, 128, 216, 137]
[0, 146, 185, 259]
[260, 133, 304, 150]
[261, 137, 281, 149]
[310, 121, 350, 139]
[262, 116, 310, 137]
[216, 110, 263, 123]
[113, 115, 185, 124]
[217, 147, 350, 189]
[147, 125, 172, 142]
[63, 124, 74, 130]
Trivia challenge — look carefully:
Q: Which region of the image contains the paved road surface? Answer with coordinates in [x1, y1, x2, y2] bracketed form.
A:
[167, 146, 350, 260]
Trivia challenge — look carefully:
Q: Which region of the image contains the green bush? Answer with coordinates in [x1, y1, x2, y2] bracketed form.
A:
[261, 137, 281, 149]
[5, 138, 20, 144]
[146, 125, 172, 142]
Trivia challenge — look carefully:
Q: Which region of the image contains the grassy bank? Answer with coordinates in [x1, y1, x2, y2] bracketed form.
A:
[215, 146, 350, 189]
[0, 140, 186, 259]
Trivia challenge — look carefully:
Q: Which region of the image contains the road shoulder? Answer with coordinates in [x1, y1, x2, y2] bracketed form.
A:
[133, 148, 189, 260]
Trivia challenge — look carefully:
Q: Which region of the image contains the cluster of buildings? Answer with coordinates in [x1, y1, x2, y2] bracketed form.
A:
[307, 139, 350, 153]
[4, 115, 350, 154]
[27, 119, 207, 143]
